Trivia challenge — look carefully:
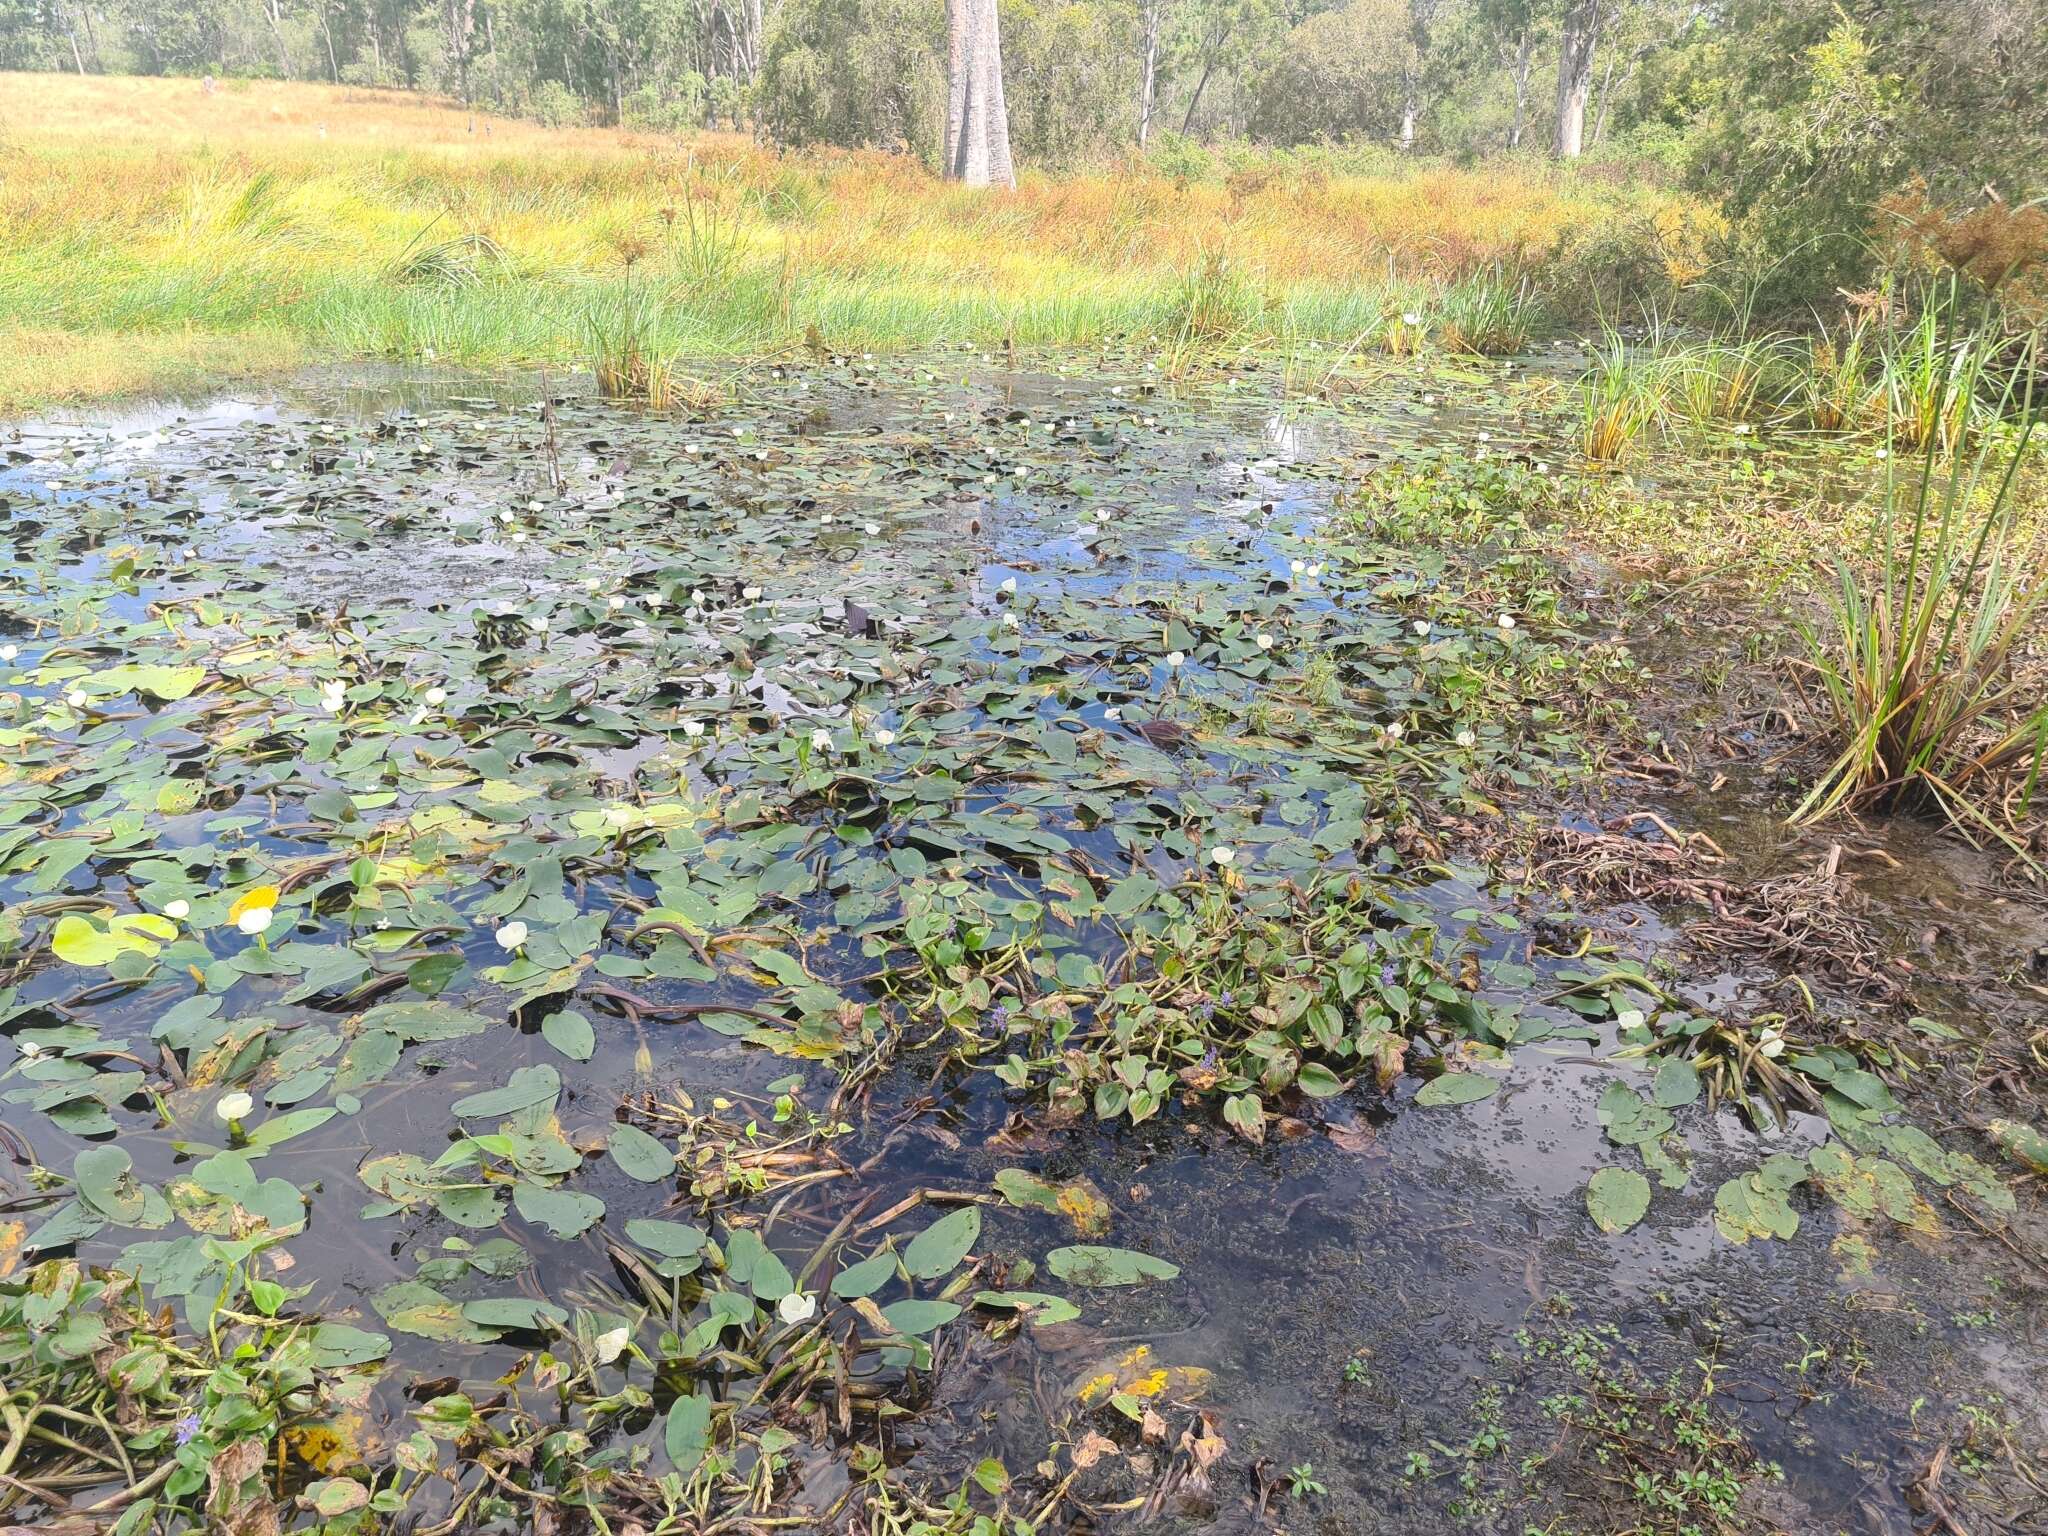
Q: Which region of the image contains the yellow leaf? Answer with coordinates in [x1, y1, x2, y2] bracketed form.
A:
[228, 884, 281, 923]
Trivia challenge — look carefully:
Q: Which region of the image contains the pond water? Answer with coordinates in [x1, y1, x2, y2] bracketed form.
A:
[2, 357, 2042, 1535]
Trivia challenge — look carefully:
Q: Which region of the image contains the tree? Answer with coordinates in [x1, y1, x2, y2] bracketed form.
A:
[942, 0, 1012, 184]
[1550, 0, 1597, 156]
[1251, 0, 1406, 144]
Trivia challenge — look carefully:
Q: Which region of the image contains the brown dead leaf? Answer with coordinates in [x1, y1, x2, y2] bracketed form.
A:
[1326, 1123, 1376, 1156]
[1071, 1430, 1121, 1470]
[0, 1220, 24, 1280]
[1140, 1406, 1168, 1443]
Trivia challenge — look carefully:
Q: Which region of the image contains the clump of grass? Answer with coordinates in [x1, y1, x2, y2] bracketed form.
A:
[1438, 271, 1538, 355]
[1378, 304, 1430, 357]
[1159, 250, 1263, 345]
[1880, 307, 1986, 454]
[1578, 330, 1661, 461]
[385, 226, 506, 287]
[1791, 350, 2045, 854]
[583, 282, 674, 406]
[1790, 321, 1879, 431]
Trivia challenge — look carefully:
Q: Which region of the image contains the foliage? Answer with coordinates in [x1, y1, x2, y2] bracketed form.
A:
[1791, 366, 2047, 853]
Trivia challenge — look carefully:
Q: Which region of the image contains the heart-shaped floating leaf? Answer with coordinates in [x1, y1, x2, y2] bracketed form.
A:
[511, 1181, 603, 1238]
[830, 1248, 898, 1298]
[902, 1205, 981, 1279]
[461, 1297, 569, 1332]
[1414, 1072, 1499, 1107]
[74, 1145, 146, 1223]
[452, 1064, 561, 1119]
[608, 1124, 675, 1183]
[625, 1218, 708, 1277]
[227, 885, 281, 925]
[1585, 1167, 1652, 1234]
[51, 912, 176, 968]
[541, 1008, 595, 1061]
[973, 1289, 1082, 1326]
[1045, 1245, 1179, 1286]
[665, 1393, 713, 1474]
[880, 1298, 962, 1335]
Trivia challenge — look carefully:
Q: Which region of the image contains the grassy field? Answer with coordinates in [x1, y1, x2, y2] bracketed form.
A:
[0, 73, 1713, 411]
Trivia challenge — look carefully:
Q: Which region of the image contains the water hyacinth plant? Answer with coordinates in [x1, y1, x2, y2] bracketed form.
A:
[1791, 344, 2046, 852]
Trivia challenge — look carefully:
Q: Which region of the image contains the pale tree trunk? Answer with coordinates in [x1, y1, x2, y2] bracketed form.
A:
[944, 0, 1015, 187]
[1398, 0, 1438, 152]
[266, 0, 295, 79]
[61, 2, 87, 72]
[1508, 28, 1532, 148]
[1551, 0, 1599, 158]
[1589, 46, 1618, 145]
[1137, 0, 1160, 147]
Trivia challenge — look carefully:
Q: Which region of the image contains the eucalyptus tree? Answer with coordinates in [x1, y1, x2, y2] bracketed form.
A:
[942, 0, 1012, 184]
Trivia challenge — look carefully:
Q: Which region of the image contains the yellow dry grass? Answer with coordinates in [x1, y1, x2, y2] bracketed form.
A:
[0, 72, 1701, 409]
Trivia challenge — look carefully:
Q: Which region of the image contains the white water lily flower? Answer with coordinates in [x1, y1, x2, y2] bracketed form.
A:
[999, 576, 1017, 594]
[608, 595, 626, 611]
[1210, 845, 1236, 867]
[1001, 612, 1020, 629]
[1476, 431, 1491, 443]
[645, 593, 664, 610]
[1456, 729, 1476, 748]
[1497, 613, 1517, 631]
[594, 1326, 631, 1364]
[215, 1090, 254, 1122]
[809, 728, 833, 752]
[682, 719, 706, 738]
[1165, 651, 1185, 668]
[1094, 509, 1111, 523]
[864, 522, 881, 535]
[66, 688, 89, 709]
[494, 921, 529, 951]
[1383, 722, 1405, 741]
[743, 585, 763, 601]
[531, 615, 549, 632]
[320, 679, 347, 713]
[1412, 621, 1431, 637]
[1402, 311, 1423, 327]
[527, 500, 544, 512]
[1758, 1025, 1786, 1059]
[1306, 563, 1322, 578]
[777, 1291, 818, 1325]
[1104, 706, 1122, 721]
[1289, 559, 1305, 574]
[0, 644, 16, 662]
[236, 906, 275, 937]
[872, 728, 896, 746]
[1875, 447, 1889, 460]
[585, 578, 602, 592]
[424, 687, 447, 707]
[511, 530, 528, 543]
[164, 899, 191, 921]
[268, 456, 284, 469]
[18, 1039, 43, 1059]
[499, 510, 514, 524]
[1255, 633, 1274, 651]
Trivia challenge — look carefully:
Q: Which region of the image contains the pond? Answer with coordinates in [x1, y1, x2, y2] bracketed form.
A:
[2, 354, 2043, 1536]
